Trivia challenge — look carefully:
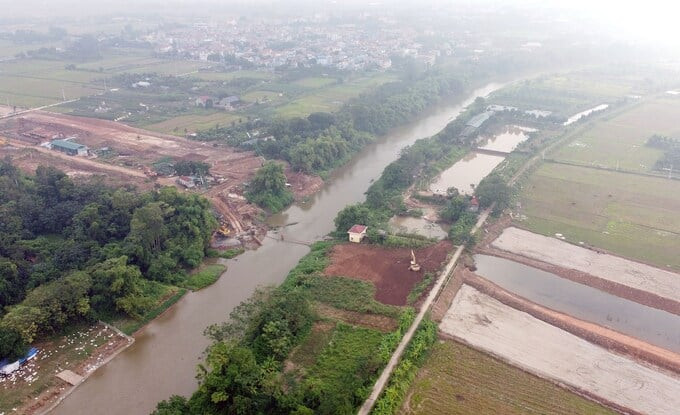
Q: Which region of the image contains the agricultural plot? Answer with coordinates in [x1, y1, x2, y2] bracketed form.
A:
[517, 162, 680, 269]
[440, 285, 680, 415]
[293, 76, 339, 88]
[323, 241, 452, 306]
[492, 227, 680, 302]
[489, 72, 636, 118]
[552, 96, 680, 172]
[143, 111, 242, 134]
[400, 340, 617, 415]
[275, 74, 397, 118]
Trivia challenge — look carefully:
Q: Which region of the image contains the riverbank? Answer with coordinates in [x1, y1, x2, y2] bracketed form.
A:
[0, 323, 132, 415]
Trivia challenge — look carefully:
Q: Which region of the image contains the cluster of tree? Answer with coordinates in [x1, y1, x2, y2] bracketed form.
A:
[0, 158, 217, 349]
[153, 287, 318, 414]
[246, 161, 294, 213]
[475, 174, 512, 214]
[17, 35, 102, 61]
[195, 71, 467, 175]
[647, 134, 680, 171]
[173, 160, 210, 177]
[0, 27, 67, 44]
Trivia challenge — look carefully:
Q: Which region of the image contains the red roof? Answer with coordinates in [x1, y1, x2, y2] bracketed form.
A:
[348, 224, 368, 234]
[470, 196, 479, 206]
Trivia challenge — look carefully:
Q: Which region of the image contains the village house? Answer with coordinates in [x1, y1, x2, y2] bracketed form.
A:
[468, 196, 480, 213]
[50, 139, 88, 156]
[195, 96, 215, 108]
[347, 224, 368, 243]
[177, 176, 196, 188]
[215, 95, 240, 110]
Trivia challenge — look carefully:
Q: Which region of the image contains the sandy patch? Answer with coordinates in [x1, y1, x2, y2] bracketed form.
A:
[492, 227, 680, 304]
[441, 285, 680, 415]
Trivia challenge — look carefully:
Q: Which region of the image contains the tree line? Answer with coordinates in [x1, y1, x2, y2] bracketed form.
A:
[0, 158, 217, 356]
[195, 71, 466, 175]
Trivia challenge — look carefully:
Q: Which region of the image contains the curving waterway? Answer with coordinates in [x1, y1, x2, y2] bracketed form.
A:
[51, 83, 505, 415]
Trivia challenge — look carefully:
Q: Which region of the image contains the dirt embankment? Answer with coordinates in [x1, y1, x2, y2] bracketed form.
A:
[461, 269, 680, 375]
[324, 241, 453, 306]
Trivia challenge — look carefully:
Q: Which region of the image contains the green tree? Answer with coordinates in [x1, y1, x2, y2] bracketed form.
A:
[89, 256, 150, 319]
[246, 162, 293, 213]
[0, 326, 28, 360]
[334, 203, 375, 234]
[475, 174, 511, 214]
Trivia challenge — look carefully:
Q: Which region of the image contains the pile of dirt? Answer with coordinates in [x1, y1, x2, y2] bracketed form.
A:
[324, 241, 453, 305]
[285, 168, 323, 200]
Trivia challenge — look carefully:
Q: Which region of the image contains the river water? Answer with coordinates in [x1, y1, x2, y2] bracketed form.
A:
[51, 83, 505, 415]
[473, 254, 680, 353]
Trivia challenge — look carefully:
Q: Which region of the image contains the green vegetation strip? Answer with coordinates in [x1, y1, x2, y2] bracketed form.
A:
[371, 319, 437, 415]
[117, 287, 187, 335]
[182, 264, 226, 291]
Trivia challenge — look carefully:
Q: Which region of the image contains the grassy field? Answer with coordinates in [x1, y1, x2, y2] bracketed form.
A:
[293, 76, 339, 88]
[518, 162, 680, 269]
[489, 71, 636, 118]
[275, 74, 397, 118]
[552, 96, 680, 172]
[191, 70, 275, 82]
[182, 263, 227, 291]
[400, 340, 617, 415]
[143, 110, 242, 134]
[241, 89, 283, 104]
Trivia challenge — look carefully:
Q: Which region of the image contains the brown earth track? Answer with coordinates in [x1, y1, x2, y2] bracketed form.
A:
[462, 269, 680, 375]
[323, 241, 453, 306]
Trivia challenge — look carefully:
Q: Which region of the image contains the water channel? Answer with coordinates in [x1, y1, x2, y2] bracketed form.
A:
[473, 254, 680, 353]
[51, 83, 506, 415]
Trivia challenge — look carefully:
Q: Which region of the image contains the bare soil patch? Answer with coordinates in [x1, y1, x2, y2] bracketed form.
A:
[441, 285, 680, 415]
[314, 303, 398, 332]
[324, 241, 452, 306]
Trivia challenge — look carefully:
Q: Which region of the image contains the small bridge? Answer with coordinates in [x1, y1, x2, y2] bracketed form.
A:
[264, 234, 313, 247]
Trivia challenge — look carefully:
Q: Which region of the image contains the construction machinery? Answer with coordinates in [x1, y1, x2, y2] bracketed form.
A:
[408, 250, 421, 272]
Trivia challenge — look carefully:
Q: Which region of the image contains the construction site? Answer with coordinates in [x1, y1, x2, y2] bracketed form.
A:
[0, 108, 319, 248]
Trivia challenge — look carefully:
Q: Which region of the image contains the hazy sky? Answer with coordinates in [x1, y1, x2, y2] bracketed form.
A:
[1, 0, 678, 48]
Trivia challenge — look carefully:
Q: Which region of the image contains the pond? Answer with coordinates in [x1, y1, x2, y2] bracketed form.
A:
[473, 254, 680, 353]
[429, 152, 505, 195]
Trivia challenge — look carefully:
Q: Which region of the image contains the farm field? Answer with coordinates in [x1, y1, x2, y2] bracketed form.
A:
[517, 162, 680, 269]
[440, 285, 680, 415]
[275, 73, 397, 118]
[552, 96, 680, 172]
[143, 111, 242, 134]
[400, 340, 617, 415]
[489, 71, 636, 118]
[323, 241, 452, 306]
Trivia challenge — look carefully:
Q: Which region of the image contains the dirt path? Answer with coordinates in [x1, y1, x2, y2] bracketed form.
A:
[358, 206, 491, 414]
[5, 138, 147, 178]
[441, 285, 680, 415]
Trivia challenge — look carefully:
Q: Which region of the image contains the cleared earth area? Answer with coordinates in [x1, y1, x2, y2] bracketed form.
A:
[399, 340, 617, 415]
[441, 285, 680, 415]
[517, 163, 680, 270]
[492, 227, 680, 303]
[323, 241, 452, 305]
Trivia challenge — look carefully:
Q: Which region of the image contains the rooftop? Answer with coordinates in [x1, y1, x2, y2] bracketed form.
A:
[51, 139, 87, 150]
[348, 224, 368, 234]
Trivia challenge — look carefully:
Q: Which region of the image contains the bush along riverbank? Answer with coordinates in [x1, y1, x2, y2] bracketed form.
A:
[152, 241, 425, 415]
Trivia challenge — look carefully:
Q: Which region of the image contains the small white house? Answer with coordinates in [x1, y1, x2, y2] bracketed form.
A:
[347, 224, 368, 243]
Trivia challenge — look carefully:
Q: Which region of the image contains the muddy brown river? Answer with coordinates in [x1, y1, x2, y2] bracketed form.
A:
[50, 83, 505, 415]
